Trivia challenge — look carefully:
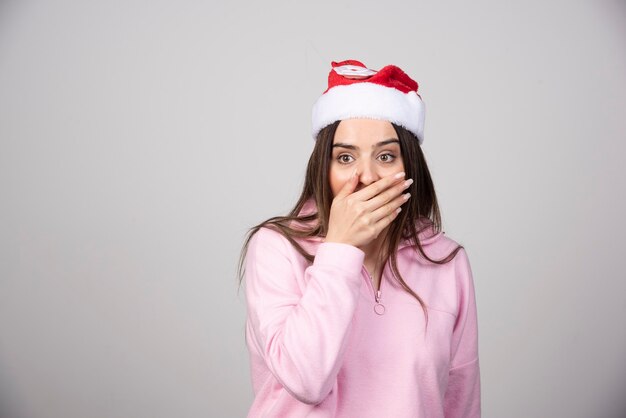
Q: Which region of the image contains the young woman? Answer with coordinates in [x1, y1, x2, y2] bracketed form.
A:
[237, 59, 481, 417]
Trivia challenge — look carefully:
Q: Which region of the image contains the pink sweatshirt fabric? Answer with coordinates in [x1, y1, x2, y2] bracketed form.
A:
[244, 198, 481, 417]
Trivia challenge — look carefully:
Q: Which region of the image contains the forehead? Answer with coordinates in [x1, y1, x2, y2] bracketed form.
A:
[333, 118, 398, 146]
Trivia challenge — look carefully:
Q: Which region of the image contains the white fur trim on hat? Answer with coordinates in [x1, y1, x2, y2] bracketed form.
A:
[311, 82, 425, 144]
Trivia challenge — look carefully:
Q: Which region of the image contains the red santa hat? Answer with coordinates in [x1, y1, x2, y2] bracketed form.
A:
[311, 59, 426, 144]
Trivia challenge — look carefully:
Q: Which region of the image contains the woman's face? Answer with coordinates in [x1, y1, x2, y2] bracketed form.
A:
[329, 118, 405, 198]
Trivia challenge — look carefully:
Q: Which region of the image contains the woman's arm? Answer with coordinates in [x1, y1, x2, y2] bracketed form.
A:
[443, 248, 481, 418]
[244, 226, 364, 405]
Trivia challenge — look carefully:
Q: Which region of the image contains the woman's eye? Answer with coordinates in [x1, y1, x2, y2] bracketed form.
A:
[337, 154, 354, 164]
[380, 153, 396, 162]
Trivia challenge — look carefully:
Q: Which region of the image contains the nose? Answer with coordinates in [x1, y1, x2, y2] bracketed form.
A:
[356, 159, 380, 188]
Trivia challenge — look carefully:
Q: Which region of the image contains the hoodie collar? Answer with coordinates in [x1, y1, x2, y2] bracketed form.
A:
[294, 197, 443, 250]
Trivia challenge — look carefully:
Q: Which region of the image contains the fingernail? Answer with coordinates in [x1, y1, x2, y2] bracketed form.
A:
[394, 172, 405, 179]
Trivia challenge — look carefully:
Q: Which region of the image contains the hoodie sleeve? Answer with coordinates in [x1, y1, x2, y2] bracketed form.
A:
[443, 248, 481, 418]
[244, 227, 365, 405]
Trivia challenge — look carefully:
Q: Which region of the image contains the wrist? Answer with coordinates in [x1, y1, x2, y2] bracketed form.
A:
[324, 235, 356, 248]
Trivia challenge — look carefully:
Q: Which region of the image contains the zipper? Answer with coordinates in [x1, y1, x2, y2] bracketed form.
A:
[362, 265, 386, 315]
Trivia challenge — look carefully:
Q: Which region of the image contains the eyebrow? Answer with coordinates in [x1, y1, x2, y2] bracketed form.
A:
[332, 138, 400, 150]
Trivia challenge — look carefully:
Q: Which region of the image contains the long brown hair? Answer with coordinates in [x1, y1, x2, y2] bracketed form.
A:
[236, 120, 463, 330]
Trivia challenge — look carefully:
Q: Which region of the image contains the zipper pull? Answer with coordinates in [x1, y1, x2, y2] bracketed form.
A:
[374, 290, 385, 315]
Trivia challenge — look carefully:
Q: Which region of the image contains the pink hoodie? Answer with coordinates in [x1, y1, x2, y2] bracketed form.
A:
[244, 198, 481, 417]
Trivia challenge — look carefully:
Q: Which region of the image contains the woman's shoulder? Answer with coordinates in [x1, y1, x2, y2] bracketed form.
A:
[250, 224, 320, 256]
[425, 232, 474, 279]
[251, 224, 289, 247]
[399, 221, 469, 263]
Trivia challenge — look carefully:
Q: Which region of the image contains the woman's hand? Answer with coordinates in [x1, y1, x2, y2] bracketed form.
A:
[325, 169, 413, 249]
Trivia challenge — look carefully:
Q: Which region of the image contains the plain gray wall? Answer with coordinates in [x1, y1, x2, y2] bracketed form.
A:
[1, 0, 625, 417]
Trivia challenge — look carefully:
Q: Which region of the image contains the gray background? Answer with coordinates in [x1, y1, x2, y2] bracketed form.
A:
[1, 0, 625, 417]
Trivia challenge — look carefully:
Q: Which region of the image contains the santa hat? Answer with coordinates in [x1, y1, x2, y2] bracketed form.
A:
[311, 59, 425, 144]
